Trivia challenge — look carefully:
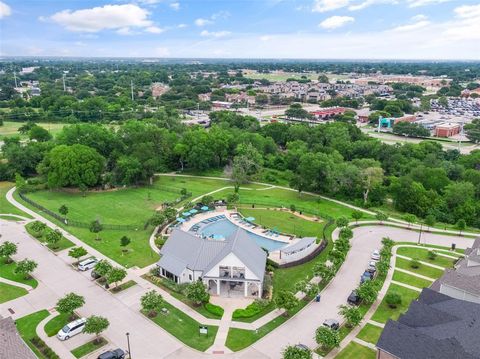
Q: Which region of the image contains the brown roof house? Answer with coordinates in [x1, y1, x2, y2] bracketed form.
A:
[0, 316, 36, 359]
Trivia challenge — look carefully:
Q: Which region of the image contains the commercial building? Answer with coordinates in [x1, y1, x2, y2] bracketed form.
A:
[434, 123, 461, 137]
[310, 107, 346, 120]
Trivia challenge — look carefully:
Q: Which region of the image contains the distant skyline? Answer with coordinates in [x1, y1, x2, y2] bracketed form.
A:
[1, 0, 479, 60]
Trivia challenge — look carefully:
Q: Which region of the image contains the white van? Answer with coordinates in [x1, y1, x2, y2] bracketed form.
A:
[78, 257, 98, 271]
[57, 317, 86, 340]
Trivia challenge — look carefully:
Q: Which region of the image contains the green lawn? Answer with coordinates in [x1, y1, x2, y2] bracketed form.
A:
[335, 342, 376, 359]
[44, 312, 71, 337]
[397, 247, 456, 268]
[0, 282, 28, 303]
[0, 182, 31, 218]
[371, 284, 419, 323]
[392, 271, 433, 289]
[238, 208, 324, 238]
[394, 242, 465, 255]
[144, 301, 218, 352]
[71, 337, 107, 358]
[0, 121, 67, 140]
[25, 221, 75, 252]
[110, 279, 137, 293]
[356, 324, 383, 345]
[0, 261, 38, 288]
[395, 257, 445, 279]
[15, 309, 53, 359]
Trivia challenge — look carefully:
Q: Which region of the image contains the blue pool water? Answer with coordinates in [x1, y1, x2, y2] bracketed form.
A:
[196, 219, 286, 252]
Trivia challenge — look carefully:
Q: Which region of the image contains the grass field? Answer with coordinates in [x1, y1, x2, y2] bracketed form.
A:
[371, 284, 419, 323]
[25, 221, 75, 252]
[395, 257, 445, 279]
[0, 121, 67, 139]
[396, 247, 456, 268]
[356, 323, 383, 344]
[44, 312, 71, 337]
[392, 270, 433, 289]
[15, 310, 52, 359]
[238, 208, 324, 237]
[0, 281, 28, 303]
[71, 337, 107, 358]
[335, 342, 376, 359]
[143, 301, 218, 352]
[0, 260, 38, 288]
[0, 182, 31, 218]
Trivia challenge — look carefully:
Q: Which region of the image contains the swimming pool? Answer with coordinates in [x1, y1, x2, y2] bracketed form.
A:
[194, 219, 286, 252]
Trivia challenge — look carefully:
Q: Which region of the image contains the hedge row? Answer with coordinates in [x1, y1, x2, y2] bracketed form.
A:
[30, 336, 60, 359]
[204, 303, 224, 318]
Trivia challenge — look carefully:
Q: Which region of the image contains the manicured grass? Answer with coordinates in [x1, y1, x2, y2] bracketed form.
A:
[395, 257, 445, 279]
[394, 242, 465, 255]
[392, 270, 433, 289]
[25, 221, 75, 252]
[397, 247, 455, 268]
[110, 279, 136, 293]
[143, 301, 218, 352]
[44, 312, 72, 337]
[0, 121, 67, 139]
[0, 182, 31, 218]
[371, 284, 419, 323]
[356, 323, 383, 345]
[335, 342, 376, 359]
[0, 260, 38, 288]
[15, 310, 52, 359]
[238, 208, 324, 237]
[71, 337, 107, 358]
[0, 282, 28, 303]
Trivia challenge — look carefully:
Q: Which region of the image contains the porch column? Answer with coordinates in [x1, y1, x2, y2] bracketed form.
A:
[258, 283, 262, 298]
[216, 280, 220, 295]
[244, 281, 248, 297]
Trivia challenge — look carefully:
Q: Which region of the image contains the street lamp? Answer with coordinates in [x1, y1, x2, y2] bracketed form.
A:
[126, 332, 132, 359]
[417, 222, 423, 245]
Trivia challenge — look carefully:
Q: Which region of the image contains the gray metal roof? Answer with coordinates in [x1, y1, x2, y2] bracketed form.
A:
[0, 317, 37, 359]
[159, 228, 266, 281]
[436, 269, 480, 296]
[281, 237, 316, 255]
[376, 288, 480, 359]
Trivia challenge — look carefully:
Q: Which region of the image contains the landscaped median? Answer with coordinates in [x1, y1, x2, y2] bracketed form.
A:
[25, 221, 75, 252]
[71, 337, 107, 358]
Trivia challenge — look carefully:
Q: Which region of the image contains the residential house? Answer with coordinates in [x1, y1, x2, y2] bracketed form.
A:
[0, 316, 37, 359]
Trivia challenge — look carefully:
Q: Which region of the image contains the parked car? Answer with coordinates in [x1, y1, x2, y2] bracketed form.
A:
[367, 261, 377, 272]
[323, 319, 340, 330]
[91, 270, 101, 280]
[294, 344, 310, 352]
[347, 290, 361, 305]
[98, 349, 126, 359]
[360, 271, 374, 284]
[371, 250, 380, 261]
[366, 266, 377, 274]
[78, 257, 98, 271]
[57, 318, 86, 341]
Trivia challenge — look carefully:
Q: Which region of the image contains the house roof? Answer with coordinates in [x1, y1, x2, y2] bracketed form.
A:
[158, 227, 266, 281]
[436, 269, 480, 296]
[0, 317, 37, 359]
[376, 288, 480, 359]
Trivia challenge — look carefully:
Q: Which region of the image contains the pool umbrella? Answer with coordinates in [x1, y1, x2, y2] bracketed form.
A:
[177, 217, 186, 223]
[245, 217, 255, 222]
[201, 206, 209, 211]
[182, 211, 191, 216]
[190, 209, 198, 214]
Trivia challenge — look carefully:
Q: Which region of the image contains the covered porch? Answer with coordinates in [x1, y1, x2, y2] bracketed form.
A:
[205, 277, 262, 298]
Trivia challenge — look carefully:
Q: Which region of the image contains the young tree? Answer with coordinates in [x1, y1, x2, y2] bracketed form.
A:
[356, 280, 378, 304]
[456, 219, 466, 235]
[424, 214, 436, 231]
[14, 259, 38, 279]
[89, 220, 103, 241]
[427, 250, 437, 261]
[30, 221, 46, 236]
[45, 229, 62, 249]
[94, 260, 113, 277]
[410, 258, 421, 269]
[339, 227, 353, 240]
[376, 212, 388, 224]
[385, 293, 402, 309]
[315, 326, 340, 350]
[141, 290, 164, 317]
[56, 293, 85, 320]
[0, 241, 17, 263]
[336, 216, 349, 228]
[83, 315, 109, 344]
[351, 210, 364, 224]
[403, 214, 417, 228]
[58, 205, 69, 220]
[149, 212, 166, 227]
[68, 247, 88, 264]
[120, 236, 131, 254]
[106, 267, 127, 288]
[185, 280, 210, 306]
[376, 259, 390, 277]
[274, 290, 299, 316]
[338, 305, 362, 328]
[282, 345, 313, 359]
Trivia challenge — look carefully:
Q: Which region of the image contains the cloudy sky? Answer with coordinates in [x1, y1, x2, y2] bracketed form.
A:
[0, 0, 479, 59]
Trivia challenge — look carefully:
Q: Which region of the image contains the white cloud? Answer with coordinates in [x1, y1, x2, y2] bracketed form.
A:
[154, 47, 171, 56]
[200, 30, 231, 38]
[407, 0, 451, 7]
[319, 15, 355, 29]
[48, 4, 159, 33]
[145, 26, 165, 33]
[442, 4, 480, 40]
[391, 15, 430, 31]
[177, 23, 187, 28]
[312, 0, 350, 12]
[348, 0, 397, 11]
[170, 2, 180, 10]
[0, 1, 11, 19]
[194, 18, 213, 26]
[260, 35, 273, 41]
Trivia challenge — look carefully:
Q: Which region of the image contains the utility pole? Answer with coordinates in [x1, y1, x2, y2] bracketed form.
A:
[130, 80, 134, 102]
[62, 73, 66, 92]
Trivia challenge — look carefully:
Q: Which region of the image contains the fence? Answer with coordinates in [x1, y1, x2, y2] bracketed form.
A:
[278, 239, 328, 269]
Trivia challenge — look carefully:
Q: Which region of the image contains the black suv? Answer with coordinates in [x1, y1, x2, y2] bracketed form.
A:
[98, 349, 125, 359]
[347, 290, 361, 305]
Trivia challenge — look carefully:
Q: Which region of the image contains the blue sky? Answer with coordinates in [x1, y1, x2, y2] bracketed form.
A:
[1, 0, 479, 59]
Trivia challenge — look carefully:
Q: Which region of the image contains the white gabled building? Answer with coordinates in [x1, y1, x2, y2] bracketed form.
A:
[157, 227, 267, 298]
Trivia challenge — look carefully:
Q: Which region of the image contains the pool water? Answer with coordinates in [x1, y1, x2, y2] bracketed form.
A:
[197, 219, 286, 252]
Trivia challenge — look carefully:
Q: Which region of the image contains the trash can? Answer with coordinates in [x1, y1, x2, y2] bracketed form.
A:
[451, 243, 456, 251]
[316, 294, 321, 302]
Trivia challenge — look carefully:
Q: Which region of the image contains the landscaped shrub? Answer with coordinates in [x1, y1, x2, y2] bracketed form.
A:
[385, 292, 402, 308]
[410, 258, 421, 269]
[154, 237, 166, 249]
[204, 303, 224, 317]
[30, 336, 60, 359]
[290, 204, 296, 212]
[339, 227, 353, 240]
[232, 299, 270, 319]
[427, 250, 437, 260]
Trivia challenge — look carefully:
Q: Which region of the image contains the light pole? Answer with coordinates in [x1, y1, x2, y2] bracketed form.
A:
[126, 332, 132, 358]
[417, 222, 423, 245]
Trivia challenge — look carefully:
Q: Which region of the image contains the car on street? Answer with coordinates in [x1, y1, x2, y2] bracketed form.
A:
[78, 257, 98, 271]
[57, 318, 86, 341]
[360, 271, 374, 284]
[347, 290, 361, 305]
[98, 349, 126, 359]
[371, 250, 380, 261]
[323, 319, 340, 330]
[294, 344, 310, 352]
[91, 270, 101, 280]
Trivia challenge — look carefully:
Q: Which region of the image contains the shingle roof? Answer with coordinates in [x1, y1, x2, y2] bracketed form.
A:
[436, 269, 480, 296]
[376, 288, 480, 359]
[0, 317, 37, 359]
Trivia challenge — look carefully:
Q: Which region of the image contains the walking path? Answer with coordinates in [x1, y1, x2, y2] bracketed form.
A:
[0, 276, 34, 291]
[37, 311, 76, 359]
[394, 268, 435, 281]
